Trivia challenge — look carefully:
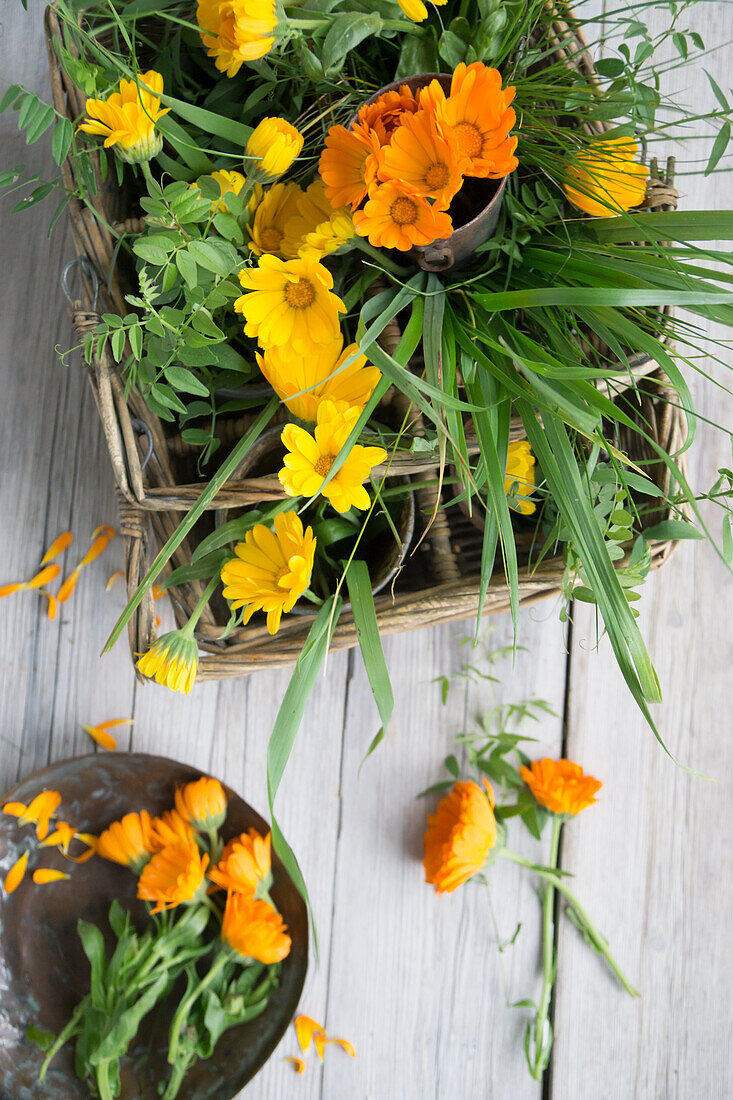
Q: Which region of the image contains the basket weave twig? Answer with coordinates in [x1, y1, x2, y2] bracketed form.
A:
[45, 4, 687, 680]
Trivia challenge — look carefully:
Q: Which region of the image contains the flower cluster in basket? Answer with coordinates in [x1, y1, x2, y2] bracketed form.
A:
[3, 775, 290, 1099]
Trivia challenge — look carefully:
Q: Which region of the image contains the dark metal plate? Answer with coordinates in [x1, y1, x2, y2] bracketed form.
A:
[0, 753, 308, 1100]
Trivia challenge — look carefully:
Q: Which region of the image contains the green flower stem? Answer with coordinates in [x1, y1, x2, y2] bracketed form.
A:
[501, 846, 640, 997]
[353, 236, 410, 278]
[532, 816, 561, 1079]
[167, 949, 230, 1065]
[96, 1059, 114, 1100]
[184, 575, 220, 635]
[38, 1003, 85, 1082]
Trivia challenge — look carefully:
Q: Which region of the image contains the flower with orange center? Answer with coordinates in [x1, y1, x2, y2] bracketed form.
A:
[423, 780, 497, 894]
[137, 841, 210, 914]
[149, 808, 197, 851]
[209, 828, 272, 896]
[424, 62, 518, 180]
[279, 400, 388, 514]
[96, 810, 155, 872]
[564, 136, 649, 218]
[196, 0, 277, 77]
[357, 85, 418, 142]
[174, 776, 227, 833]
[318, 122, 381, 210]
[220, 511, 316, 635]
[257, 336, 381, 423]
[235, 253, 345, 354]
[3, 789, 62, 840]
[221, 890, 291, 964]
[377, 109, 465, 209]
[519, 759, 602, 816]
[353, 180, 453, 251]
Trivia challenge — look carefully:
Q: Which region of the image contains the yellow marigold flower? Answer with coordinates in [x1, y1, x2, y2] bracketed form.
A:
[423, 780, 497, 894]
[505, 440, 536, 515]
[247, 117, 303, 180]
[564, 136, 649, 218]
[33, 869, 71, 885]
[191, 168, 247, 214]
[280, 179, 355, 259]
[175, 776, 227, 832]
[257, 336, 381, 423]
[197, 0, 277, 76]
[396, 0, 446, 22]
[221, 890, 291, 964]
[357, 86, 418, 143]
[279, 400, 387, 514]
[209, 828, 272, 895]
[149, 809, 196, 851]
[136, 629, 199, 695]
[97, 810, 155, 872]
[247, 181, 304, 257]
[3, 789, 62, 840]
[353, 180, 453, 251]
[424, 62, 518, 180]
[519, 759, 602, 816]
[78, 71, 169, 164]
[318, 122, 382, 211]
[4, 851, 29, 894]
[138, 841, 210, 914]
[235, 253, 345, 354]
[220, 511, 315, 635]
[377, 109, 465, 209]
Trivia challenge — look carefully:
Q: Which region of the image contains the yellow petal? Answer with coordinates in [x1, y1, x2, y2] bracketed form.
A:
[106, 571, 124, 591]
[57, 570, 80, 604]
[326, 1037, 355, 1058]
[40, 531, 73, 565]
[27, 564, 61, 589]
[284, 1056, 306, 1075]
[32, 868, 71, 884]
[92, 525, 116, 540]
[4, 851, 28, 893]
[2, 801, 26, 817]
[294, 1015, 325, 1052]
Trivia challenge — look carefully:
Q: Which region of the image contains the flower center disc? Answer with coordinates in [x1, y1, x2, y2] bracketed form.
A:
[260, 227, 284, 252]
[452, 122, 483, 159]
[390, 195, 418, 226]
[284, 278, 316, 309]
[425, 162, 450, 190]
[314, 454, 335, 477]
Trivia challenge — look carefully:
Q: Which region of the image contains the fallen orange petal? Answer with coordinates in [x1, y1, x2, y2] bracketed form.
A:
[106, 571, 124, 591]
[92, 525, 116, 540]
[2, 801, 26, 817]
[284, 1057, 306, 1075]
[78, 534, 110, 568]
[0, 582, 25, 598]
[46, 593, 58, 621]
[4, 851, 29, 893]
[314, 1032, 326, 1060]
[295, 1015, 326, 1052]
[83, 718, 133, 751]
[155, 615, 161, 629]
[57, 570, 80, 604]
[325, 1037, 356, 1058]
[27, 564, 61, 589]
[33, 868, 71, 884]
[40, 532, 73, 565]
[18, 790, 62, 840]
[40, 821, 76, 851]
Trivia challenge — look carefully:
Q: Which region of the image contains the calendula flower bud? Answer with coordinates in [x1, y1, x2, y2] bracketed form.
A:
[246, 117, 303, 180]
[136, 629, 199, 695]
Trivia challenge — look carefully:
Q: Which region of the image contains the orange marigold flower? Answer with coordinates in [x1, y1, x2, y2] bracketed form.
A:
[82, 718, 133, 751]
[221, 890, 291, 963]
[377, 109, 465, 209]
[175, 776, 227, 832]
[40, 531, 73, 565]
[4, 851, 29, 894]
[519, 759, 602, 816]
[33, 868, 71, 885]
[149, 808, 196, 851]
[208, 828, 272, 895]
[5, 790, 62, 840]
[426, 62, 518, 180]
[357, 85, 419, 142]
[138, 841, 210, 914]
[564, 136, 649, 218]
[423, 780, 497, 894]
[318, 122, 381, 211]
[96, 810, 155, 872]
[353, 180, 453, 251]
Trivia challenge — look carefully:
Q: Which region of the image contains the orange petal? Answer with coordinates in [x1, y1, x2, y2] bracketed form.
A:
[4, 851, 29, 893]
[32, 868, 71, 884]
[155, 615, 161, 629]
[325, 1037, 355, 1058]
[57, 570, 80, 604]
[82, 719, 133, 751]
[284, 1057, 306, 1075]
[295, 1015, 326, 1052]
[46, 594, 58, 621]
[21, 790, 62, 825]
[0, 582, 25, 598]
[41, 532, 73, 565]
[40, 821, 76, 850]
[314, 1032, 326, 1060]
[27, 564, 61, 589]
[152, 585, 165, 600]
[78, 534, 110, 568]
[92, 525, 116, 540]
[2, 801, 27, 817]
[106, 571, 124, 591]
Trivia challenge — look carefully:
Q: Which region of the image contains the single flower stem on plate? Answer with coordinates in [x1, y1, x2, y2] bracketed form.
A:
[167, 948, 230, 1065]
[96, 1058, 114, 1100]
[38, 1003, 85, 1082]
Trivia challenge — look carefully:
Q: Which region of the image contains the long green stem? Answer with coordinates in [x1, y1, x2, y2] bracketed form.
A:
[168, 950, 229, 1065]
[502, 847, 640, 996]
[96, 1058, 114, 1100]
[38, 1003, 85, 1082]
[186, 575, 220, 634]
[531, 816, 561, 1079]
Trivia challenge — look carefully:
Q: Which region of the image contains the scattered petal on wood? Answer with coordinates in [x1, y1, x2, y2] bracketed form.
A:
[284, 1057, 306, 1075]
[57, 570, 80, 604]
[27, 564, 61, 589]
[106, 571, 124, 591]
[46, 593, 58, 621]
[40, 531, 73, 565]
[295, 1015, 326, 1052]
[92, 525, 116, 540]
[82, 719, 133, 751]
[325, 1037, 356, 1058]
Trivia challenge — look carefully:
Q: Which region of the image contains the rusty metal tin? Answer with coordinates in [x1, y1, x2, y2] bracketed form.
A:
[353, 73, 508, 272]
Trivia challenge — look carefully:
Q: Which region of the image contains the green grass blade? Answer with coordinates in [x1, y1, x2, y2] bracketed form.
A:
[345, 560, 394, 760]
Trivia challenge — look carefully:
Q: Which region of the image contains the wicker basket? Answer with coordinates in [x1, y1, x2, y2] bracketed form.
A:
[45, 4, 687, 680]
